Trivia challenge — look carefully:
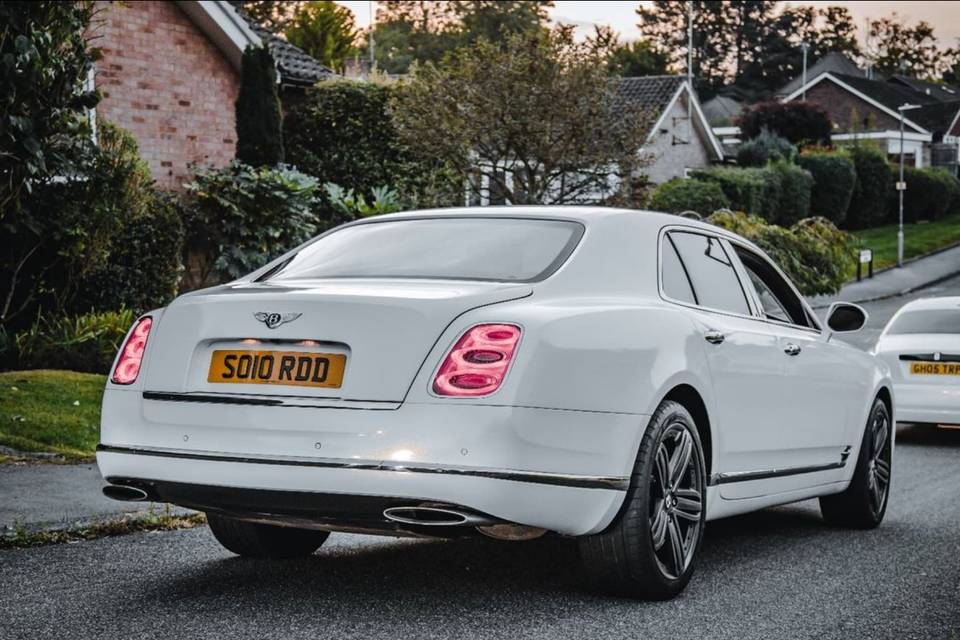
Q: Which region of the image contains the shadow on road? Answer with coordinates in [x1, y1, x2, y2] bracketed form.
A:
[896, 423, 960, 447]
[128, 500, 842, 611]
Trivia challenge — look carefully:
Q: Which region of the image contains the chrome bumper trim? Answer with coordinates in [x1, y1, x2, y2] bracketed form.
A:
[96, 445, 629, 491]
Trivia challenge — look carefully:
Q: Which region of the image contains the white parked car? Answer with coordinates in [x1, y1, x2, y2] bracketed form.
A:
[875, 296, 960, 428]
[97, 207, 893, 599]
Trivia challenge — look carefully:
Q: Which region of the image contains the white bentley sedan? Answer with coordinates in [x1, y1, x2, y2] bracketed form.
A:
[97, 207, 892, 599]
[875, 296, 960, 428]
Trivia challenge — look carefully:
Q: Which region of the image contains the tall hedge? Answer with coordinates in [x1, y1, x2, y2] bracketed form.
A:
[236, 45, 284, 166]
[891, 166, 955, 224]
[846, 144, 892, 230]
[690, 164, 811, 225]
[772, 161, 813, 226]
[646, 178, 730, 215]
[798, 151, 856, 225]
[284, 80, 460, 216]
[690, 166, 767, 217]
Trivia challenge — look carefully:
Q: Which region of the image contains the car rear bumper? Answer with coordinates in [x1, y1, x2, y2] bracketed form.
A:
[96, 447, 626, 535]
[97, 389, 643, 535]
[893, 382, 960, 425]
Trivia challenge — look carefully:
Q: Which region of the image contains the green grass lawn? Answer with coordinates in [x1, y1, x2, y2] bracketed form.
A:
[0, 370, 105, 461]
[855, 213, 960, 271]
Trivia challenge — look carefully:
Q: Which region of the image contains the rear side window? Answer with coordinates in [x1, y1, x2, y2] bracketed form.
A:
[263, 217, 583, 283]
[887, 310, 960, 335]
[661, 235, 697, 305]
[665, 231, 750, 315]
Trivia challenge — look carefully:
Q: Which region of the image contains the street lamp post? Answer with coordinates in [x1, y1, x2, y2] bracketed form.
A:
[801, 42, 809, 100]
[897, 103, 921, 268]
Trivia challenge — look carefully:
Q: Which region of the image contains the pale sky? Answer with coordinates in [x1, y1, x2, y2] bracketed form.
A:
[337, 1, 960, 48]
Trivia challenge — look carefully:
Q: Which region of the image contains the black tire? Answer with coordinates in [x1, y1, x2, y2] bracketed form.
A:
[206, 513, 330, 558]
[820, 397, 892, 529]
[579, 400, 707, 600]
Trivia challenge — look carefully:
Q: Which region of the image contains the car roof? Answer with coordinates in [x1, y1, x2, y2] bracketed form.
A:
[897, 296, 960, 311]
[370, 206, 754, 245]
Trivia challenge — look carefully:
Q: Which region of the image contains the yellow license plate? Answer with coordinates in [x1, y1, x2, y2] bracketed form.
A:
[207, 350, 346, 388]
[910, 362, 960, 376]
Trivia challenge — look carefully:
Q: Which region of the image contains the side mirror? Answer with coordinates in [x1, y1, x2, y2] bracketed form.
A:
[825, 302, 868, 339]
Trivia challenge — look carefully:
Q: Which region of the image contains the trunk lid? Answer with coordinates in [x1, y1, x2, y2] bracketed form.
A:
[878, 333, 960, 384]
[142, 279, 531, 402]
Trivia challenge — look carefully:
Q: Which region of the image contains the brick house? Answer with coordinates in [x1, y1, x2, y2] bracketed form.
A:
[781, 67, 960, 174]
[89, 0, 333, 189]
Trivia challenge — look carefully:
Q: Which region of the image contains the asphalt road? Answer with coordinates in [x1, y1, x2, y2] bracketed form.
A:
[3, 277, 960, 640]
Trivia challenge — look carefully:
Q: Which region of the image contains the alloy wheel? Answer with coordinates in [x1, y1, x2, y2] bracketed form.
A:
[867, 405, 892, 517]
[649, 422, 703, 580]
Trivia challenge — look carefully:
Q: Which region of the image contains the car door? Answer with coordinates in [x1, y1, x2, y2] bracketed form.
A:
[661, 229, 787, 478]
[728, 242, 856, 473]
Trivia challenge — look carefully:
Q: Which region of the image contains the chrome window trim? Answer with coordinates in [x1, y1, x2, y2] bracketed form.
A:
[656, 224, 822, 335]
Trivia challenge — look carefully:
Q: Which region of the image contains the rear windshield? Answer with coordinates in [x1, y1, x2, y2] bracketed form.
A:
[263, 217, 584, 283]
[887, 309, 960, 335]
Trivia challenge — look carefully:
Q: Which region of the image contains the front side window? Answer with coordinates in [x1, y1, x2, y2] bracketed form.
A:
[734, 245, 813, 328]
[667, 231, 750, 315]
[263, 217, 583, 284]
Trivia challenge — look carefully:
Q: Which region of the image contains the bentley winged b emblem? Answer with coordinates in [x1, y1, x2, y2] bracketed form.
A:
[254, 312, 302, 329]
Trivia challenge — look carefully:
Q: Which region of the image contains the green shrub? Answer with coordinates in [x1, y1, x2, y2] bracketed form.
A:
[708, 211, 856, 296]
[690, 166, 767, 218]
[772, 161, 813, 226]
[76, 193, 184, 314]
[3, 122, 174, 329]
[893, 166, 953, 223]
[646, 178, 730, 215]
[323, 183, 402, 219]
[182, 162, 320, 287]
[846, 143, 892, 229]
[798, 151, 856, 225]
[13, 309, 138, 374]
[736, 129, 797, 167]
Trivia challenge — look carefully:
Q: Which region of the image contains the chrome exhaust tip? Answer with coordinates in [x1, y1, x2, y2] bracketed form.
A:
[102, 484, 149, 502]
[383, 506, 496, 527]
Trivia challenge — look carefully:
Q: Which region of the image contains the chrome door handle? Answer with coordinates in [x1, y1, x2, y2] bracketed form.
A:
[783, 343, 802, 356]
[704, 330, 725, 345]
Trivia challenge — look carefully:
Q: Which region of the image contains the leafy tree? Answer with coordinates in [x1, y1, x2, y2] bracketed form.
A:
[636, 2, 861, 100]
[636, 0, 735, 96]
[607, 39, 671, 77]
[737, 5, 860, 100]
[235, 45, 284, 166]
[0, 1, 100, 219]
[867, 14, 944, 80]
[229, 1, 303, 32]
[364, 0, 551, 74]
[451, 1, 552, 47]
[392, 27, 652, 206]
[285, 0, 358, 72]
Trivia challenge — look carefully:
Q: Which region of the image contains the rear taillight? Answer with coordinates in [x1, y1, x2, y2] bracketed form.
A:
[111, 316, 153, 385]
[433, 324, 521, 397]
